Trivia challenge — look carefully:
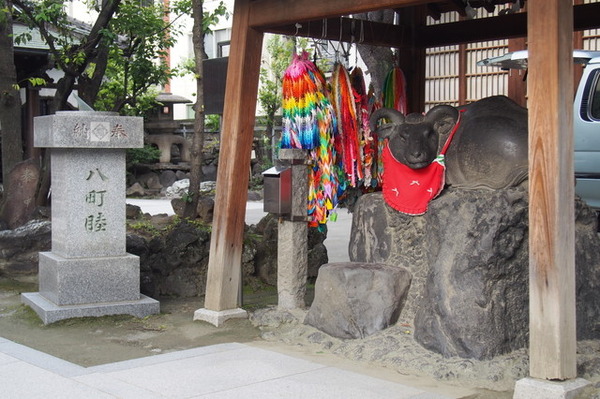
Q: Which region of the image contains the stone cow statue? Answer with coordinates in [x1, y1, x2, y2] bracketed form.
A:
[370, 95, 528, 190]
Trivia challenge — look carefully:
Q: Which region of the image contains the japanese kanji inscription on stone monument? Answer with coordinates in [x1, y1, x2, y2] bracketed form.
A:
[22, 111, 160, 324]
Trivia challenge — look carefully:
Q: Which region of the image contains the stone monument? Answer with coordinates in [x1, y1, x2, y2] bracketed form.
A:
[22, 111, 160, 324]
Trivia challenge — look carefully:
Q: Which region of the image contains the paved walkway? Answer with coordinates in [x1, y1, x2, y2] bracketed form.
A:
[0, 338, 462, 398]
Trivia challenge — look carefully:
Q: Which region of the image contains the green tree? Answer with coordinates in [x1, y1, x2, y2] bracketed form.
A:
[0, 0, 23, 185]
[13, 0, 122, 113]
[94, 0, 186, 115]
[9, 0, 193, 208]
[12, 0, 192, 115]
[183, 0, 228, 218]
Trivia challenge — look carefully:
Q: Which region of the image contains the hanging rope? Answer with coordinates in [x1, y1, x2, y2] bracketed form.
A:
[280, 52, 339, 228]
[331, 62, 362, 188]
[281, 52, 323, 149]
[383, 67, 408, 115]
[367, 84, 385, 187]
[350, 67, 380, 189]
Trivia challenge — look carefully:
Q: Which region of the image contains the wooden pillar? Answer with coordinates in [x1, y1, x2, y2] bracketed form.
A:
[397, 6, 426, 113]
[573, 0, 585, 91]
[200, 0, 264, 314]
[526, 0, 576, 380]
[458, 43, 467, 105]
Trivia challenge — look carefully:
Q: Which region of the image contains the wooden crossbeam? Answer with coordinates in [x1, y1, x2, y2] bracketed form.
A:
[263, 17, 410, 49]
[257, 3, 600, 49]
[248, 0, 429, 28]
[418, 2, 600, 47]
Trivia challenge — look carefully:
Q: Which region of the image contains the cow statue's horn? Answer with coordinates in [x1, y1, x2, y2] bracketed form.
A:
[369, 108, 405, 139]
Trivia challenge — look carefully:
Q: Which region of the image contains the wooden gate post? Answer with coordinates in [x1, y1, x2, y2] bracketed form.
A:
[514, 0, 588, 396]
[194, 0, 264, 327]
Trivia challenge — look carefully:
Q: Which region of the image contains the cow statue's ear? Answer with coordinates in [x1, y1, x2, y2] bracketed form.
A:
[369, 108, 405, 139]
[425, 105, 459, 137]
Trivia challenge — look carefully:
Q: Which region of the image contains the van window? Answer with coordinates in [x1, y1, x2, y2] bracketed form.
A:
[591, 72, 600, 120]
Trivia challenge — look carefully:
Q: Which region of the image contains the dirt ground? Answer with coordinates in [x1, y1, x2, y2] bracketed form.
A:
[1, 275, 599, 399]
[0, 276, 268, 367]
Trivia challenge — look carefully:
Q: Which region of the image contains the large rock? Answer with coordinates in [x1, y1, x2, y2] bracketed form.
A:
[128, 220, 258, 297]
[159, 170, 177, 188]
[165, 179, 190, 198]
[253, 215, 279, 286]
[175, 170, 189, 180]
[126, 182, 146, 197]
[350, 188, 600, 359]
[0, 159, 40, 229]
[129, 220, 211, 297]
[170, 196, 214, 222]
[200, 181, 217, 193]
[305, 262, 412, 339]
[413, 188, 529, 359]
[251, 213, 328, 286]
[138, 172, 162, 190]
[202, 164, 217, 181]
[350, 192, 427, 319]
[126, 204, 143, 219]
[0, 220, 51, 274]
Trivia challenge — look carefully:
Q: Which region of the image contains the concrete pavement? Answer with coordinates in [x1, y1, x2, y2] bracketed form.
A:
[0, 337, 463, 398]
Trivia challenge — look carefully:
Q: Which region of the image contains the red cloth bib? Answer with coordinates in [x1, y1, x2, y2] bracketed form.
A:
[382, 114, 461, 215]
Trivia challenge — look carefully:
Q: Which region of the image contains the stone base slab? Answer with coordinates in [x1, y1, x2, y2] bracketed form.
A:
[193, 308, 247, 327]
[21, 292, 159, 325]
[39, 252, 140, 305]
[513, 377, 590, 399]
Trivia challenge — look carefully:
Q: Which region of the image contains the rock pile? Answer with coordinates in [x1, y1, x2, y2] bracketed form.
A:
[125, 213, 328, 297]
[126, 170, 191, 197]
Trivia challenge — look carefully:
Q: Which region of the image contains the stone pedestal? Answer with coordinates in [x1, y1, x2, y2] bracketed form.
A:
[513, 377, 589, 399]
[193, 308, 248, 327]
[277, 149, 308, 309]
[22, 111, 159, 324]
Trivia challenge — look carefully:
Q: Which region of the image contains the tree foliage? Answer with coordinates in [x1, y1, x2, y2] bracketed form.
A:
[0, 0, 23, 185]
[94, 0, 186, 115]
[13, 0, 122, 112]
[11, 0, 196, 115]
